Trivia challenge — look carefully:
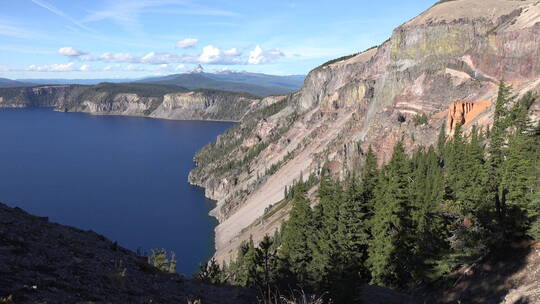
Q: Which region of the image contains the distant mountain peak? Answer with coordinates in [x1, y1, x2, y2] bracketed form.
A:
[191, 64, 204, 73]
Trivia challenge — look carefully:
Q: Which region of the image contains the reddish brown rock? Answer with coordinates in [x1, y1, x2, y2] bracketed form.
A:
[447, 101, 491, 134]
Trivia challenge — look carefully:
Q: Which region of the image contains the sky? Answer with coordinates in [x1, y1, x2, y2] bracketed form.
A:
[0, 0, 436, 79]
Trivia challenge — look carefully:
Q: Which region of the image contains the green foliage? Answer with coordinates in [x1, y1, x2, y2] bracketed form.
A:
[367, 142, 416, 289]
[502, 93, 537, 235]
[148, 248, 177, 273]
[197, 258, 224, 284]
[413, 113, 429, 126]
[280, 182, 315, 284]
[310, 171, 342, 285]
[486, 81, 514, 230]
[437, 122, 447, 156]
[528, 121, 540, 239]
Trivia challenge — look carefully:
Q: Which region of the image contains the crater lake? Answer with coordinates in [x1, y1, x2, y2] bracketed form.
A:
[0, 108, 233, 274]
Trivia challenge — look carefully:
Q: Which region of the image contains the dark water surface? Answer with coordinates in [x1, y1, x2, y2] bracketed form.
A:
[0, 108, 233, 274]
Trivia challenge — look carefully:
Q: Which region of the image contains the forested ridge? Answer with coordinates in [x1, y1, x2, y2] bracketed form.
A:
[196, 82, 540, 303]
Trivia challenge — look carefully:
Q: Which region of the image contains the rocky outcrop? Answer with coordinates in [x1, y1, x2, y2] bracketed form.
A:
[0, 203, 254, 303]
[447, 101, 492, 134]
[190, 0, 540, 263]
[150, 91, 256, 121]
[0, 84, 259, 122]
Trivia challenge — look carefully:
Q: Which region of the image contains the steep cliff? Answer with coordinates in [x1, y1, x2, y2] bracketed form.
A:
[0, 83, 259, 122]
[190, 0, 540, 263]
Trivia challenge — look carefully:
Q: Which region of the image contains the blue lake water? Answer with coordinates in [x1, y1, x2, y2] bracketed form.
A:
[0, 108, 233, 275]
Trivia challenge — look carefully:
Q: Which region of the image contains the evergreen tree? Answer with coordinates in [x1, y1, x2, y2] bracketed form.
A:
[486, 81, 513, 227]
[529, 121, 540, 239]
[237, 239, 261, 288]
[258, 235, 277, 299]
[310, 172, 343, 289]
[149, 248, 171, 272]
[410, 146, 446, 261]
[197, 258, 224, 284]
[333, 174, 371, 300]
[437, 122, 447, 157]
[280, 182, 314, 285]
[360, 146, 379, 208]
[445, 124, 488, 219]
[367, 141, 415, 289]
[501, 93, 536, 236]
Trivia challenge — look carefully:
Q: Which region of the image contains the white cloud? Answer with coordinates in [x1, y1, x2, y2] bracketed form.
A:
[58, 46, 86, 57]
[99, 52, 138, 63]
[103, 65, 113, 71]
[198, 45, 220, 63]
[27, 62, 77, 72]
[175, 38, 198, 49]
[224, 48, 241, 56]
[140, 51, 195, 65]
[79, 55, 95, 61]
[125, 64, 145, 71]
[79, 64, 91, 71]
[175, 64, 186, 71]
[120, 64, 173, 72]
[77, 45, 248, 66]
[198, 45, 242, 64]
[248, 45, 284, 65]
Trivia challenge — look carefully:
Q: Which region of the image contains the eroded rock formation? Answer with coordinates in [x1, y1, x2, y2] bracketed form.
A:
[447, 101, 492, 134]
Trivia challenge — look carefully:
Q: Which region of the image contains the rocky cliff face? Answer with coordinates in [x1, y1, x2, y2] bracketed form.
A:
[0, 84, 259, 122]
[190, 0, 540, 263]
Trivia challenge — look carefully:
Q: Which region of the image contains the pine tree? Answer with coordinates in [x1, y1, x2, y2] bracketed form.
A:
[360, 146, 379, 208]
[437, 122, 447, 157]
[367, 141, 415, 289]
[501, 93, 536, 236]
[258, 235, 277, 301]
[444, 123, 467, 200]
[197, 258, 223, 284]
[280, 182, 314, 285]
[149, 248, 170, 272]
[445, 124, 488, 219]
[236, 239, 261, 288]
[487, 81, 513, 227]
[410, 147, 446, 259]
[333, 173, 371, 300]
[310, 171, 342, 287]
[529, 121, 540, 239]
[338, 174, 370, 268]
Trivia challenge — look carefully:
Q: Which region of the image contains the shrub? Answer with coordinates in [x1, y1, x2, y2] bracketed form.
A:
[413, 113, 429, 126]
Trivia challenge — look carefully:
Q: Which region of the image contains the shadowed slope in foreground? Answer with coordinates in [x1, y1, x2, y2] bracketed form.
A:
[0, 203, 254, 303]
